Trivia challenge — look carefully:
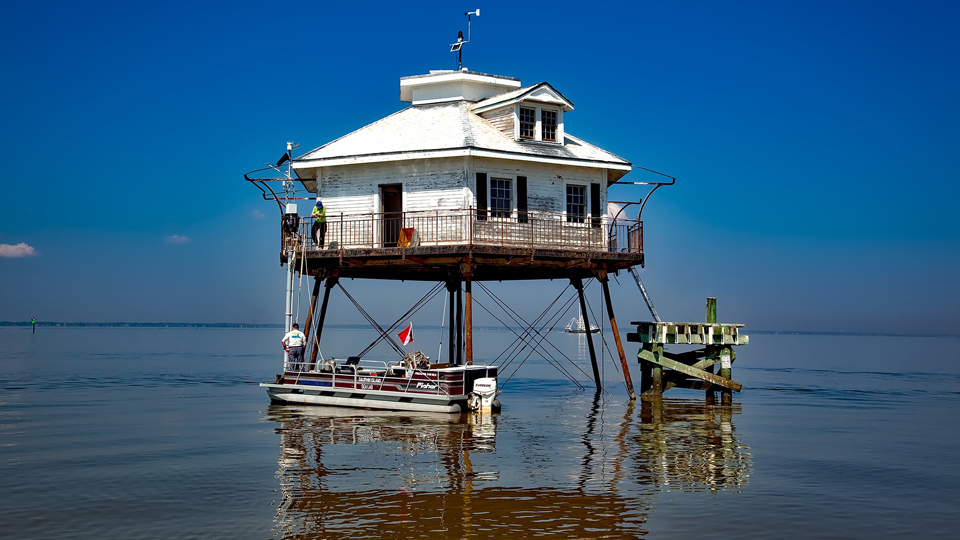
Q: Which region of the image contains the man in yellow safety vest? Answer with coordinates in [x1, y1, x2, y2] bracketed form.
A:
[311, 199, 326, 248]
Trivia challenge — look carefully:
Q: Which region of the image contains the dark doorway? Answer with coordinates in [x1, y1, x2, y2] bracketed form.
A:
[380, 184, 402, 247]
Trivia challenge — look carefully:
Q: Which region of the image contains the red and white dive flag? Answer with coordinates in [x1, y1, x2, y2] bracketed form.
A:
[397, 323, 414, 346]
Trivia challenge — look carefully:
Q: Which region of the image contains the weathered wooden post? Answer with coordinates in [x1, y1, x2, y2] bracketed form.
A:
[639, 343, 652, 393]
[651, 342, 663, 396]
[719, 346, 733, 405]
[706, 297, 717, 403]
[707, 297, 734, 405]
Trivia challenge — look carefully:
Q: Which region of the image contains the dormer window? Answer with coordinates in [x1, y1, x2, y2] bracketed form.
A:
[519, 107, 536, 139]
[473, 82, 572, 144]
[542, 110, 557, 142]
[515, 104, 561, 143]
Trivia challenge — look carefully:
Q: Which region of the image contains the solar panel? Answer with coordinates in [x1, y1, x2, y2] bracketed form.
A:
[450, 42, 463, 52]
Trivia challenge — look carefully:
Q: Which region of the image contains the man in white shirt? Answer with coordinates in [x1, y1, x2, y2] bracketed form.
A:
[281, 323, 306, 372]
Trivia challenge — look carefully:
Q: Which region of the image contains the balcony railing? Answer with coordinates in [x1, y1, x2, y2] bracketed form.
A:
[288, 208, 642, 254]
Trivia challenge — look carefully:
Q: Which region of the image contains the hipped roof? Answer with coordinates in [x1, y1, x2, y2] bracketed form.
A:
[293, 100, 631, 182]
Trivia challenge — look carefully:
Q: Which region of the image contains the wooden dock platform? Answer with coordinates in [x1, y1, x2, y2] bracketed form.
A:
[627, 298, 748, 403]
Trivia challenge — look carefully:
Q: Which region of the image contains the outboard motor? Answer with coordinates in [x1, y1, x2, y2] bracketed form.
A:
[468, 377, 500, 413]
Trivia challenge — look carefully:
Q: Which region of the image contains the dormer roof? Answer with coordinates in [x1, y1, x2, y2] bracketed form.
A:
[471, 82, 574, 114]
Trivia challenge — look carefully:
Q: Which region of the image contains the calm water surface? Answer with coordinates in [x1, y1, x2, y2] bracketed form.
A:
[1, 327, 958, 539]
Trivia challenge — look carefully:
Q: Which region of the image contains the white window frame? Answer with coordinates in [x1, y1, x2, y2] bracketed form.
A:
[562, 179, 604, 226]
[514, 103, 563, 143]
[540, 109, 558, 142]
[565, 182, 588, 224]
[518, 107, 536, 140]
[488, 175, 516, 220]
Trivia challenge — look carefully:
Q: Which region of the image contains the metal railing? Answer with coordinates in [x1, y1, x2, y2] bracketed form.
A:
[286, 358, 496, 397]
[293, 208, 642, 254]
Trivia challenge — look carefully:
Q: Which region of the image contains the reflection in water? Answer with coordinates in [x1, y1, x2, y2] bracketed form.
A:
[264, 398, 750, 538]
[635, 399, 751, 492]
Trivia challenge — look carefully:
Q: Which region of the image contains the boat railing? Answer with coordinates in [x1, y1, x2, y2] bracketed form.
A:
[287, 358, 494, 397]
[292, 208, 642, 254]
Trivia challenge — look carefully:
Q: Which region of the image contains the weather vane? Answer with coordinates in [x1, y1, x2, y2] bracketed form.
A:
[451, 9, 480, 70]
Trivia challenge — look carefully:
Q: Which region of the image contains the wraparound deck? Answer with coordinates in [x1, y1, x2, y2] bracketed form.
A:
[283, 209, 644, 281]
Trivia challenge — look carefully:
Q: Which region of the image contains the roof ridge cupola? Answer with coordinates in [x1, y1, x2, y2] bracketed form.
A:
[400, 69, 521, 105]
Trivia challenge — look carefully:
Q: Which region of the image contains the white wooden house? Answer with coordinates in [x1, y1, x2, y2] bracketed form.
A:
[290, 70, 636, 254]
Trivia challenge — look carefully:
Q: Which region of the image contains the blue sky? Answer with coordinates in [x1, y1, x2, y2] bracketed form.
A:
[1, 0, 957, 334]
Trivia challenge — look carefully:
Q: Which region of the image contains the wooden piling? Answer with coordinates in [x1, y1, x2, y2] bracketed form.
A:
[706, 297, 717, 403]
[719, 346, 733, 405]
[707, 297, 733, 405]
[639, 344, 652, 394]
[651, 343, 663, 396]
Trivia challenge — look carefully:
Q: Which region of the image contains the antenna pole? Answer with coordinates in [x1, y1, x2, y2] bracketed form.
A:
[453, 9, 479, 71]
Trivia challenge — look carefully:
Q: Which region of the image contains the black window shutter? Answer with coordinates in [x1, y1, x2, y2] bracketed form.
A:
[517, 176, 528, 223]
[476, 173, 488, 220]
[590, 183, 601, 228]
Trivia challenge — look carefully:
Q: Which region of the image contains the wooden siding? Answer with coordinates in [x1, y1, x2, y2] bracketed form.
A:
[479, 106, 514, 139]
[318, 158, 468, 217]
[471, 157, 607, 216]
[313, 157, 611, 240]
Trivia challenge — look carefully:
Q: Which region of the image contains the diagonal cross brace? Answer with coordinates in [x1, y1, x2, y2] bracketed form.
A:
[638, 349, 742, 392]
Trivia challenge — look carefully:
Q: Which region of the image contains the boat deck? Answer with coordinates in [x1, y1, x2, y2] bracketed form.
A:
[264, 361, 498, 413]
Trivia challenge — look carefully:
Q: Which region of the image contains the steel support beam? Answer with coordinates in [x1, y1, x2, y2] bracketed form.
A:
[572, 277, 601, 392]
[465, 277, 473, 365]
[601, 274, 635, 400]
[310, 275, 338, 367]
[302, 277, 321, 371]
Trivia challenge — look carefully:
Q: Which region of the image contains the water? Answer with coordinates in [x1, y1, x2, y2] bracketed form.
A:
[1, 326, 958, 539]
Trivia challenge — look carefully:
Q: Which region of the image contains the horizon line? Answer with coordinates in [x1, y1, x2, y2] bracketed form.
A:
[1, 321, 957, 339]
